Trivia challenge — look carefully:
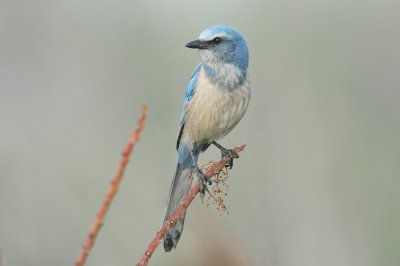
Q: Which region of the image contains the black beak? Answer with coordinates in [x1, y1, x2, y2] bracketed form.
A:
[185, 39, 209, 49]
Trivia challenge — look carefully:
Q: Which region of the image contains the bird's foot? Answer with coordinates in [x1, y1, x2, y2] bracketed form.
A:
[211, 141, 239, 170]
[195, 165, 212, 196]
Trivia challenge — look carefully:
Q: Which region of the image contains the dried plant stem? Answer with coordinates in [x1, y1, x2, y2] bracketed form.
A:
[136, 144, 246, 266]
[76, 105, 148, 266]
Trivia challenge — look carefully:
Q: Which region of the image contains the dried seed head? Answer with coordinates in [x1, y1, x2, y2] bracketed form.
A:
[200, 161, 230, 215]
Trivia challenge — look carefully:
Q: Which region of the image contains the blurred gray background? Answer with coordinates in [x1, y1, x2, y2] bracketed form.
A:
[1, 0, 400, 265]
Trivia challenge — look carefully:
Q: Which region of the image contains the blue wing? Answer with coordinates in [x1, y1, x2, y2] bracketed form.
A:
[184, 64, 201, 104]
[176, 64, 201, 149]
[180, 64, 201, 124]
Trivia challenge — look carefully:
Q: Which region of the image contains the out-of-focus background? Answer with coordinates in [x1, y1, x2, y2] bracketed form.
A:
[1, 0, 400, 265]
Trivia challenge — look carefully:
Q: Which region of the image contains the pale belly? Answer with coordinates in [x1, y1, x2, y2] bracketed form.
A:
[183, 71, 251, 144]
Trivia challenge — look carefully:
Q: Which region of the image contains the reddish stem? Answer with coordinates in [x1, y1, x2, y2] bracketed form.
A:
[76, 105, 148, 266]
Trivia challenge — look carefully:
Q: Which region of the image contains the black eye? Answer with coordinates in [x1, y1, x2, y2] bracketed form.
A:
[213, 37, 222, 44]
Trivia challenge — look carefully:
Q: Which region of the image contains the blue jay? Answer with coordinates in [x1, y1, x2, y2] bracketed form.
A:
[163, 25, 250, 252]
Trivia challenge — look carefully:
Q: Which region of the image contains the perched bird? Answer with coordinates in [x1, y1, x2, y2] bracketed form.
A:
[163, 25, 251, 252]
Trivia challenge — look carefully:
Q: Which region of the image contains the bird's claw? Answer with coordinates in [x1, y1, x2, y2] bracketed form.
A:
[221, 149, 239, 170]
[195, 166, 211, 196]
[212, 141, 238, 170]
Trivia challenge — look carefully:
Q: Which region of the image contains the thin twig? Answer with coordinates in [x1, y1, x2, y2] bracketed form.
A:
[136, 145, 246, 266]
[76, 105, 148, 266]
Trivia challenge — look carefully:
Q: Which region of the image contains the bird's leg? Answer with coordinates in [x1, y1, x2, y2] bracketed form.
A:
[189, 149, 211, 196]
[194, 164, 212, 196]
[211, 141, 239, 170]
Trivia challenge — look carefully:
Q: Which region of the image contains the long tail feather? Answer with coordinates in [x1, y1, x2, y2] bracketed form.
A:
[163, 146, 195, 252]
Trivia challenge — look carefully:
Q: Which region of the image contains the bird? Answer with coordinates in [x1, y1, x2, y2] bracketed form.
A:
[163, 25, 251, 252]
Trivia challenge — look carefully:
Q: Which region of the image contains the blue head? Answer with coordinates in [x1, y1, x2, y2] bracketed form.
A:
[186, 25, 249, 87]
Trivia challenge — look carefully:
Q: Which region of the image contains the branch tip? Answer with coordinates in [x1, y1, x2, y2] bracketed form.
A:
[75, 106, 148, 266]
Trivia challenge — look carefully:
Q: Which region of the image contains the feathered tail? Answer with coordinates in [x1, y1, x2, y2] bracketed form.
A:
[163, 144, 197, 252]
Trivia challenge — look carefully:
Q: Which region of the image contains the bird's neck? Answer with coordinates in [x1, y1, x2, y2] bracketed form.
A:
[202, 62, 247, 90]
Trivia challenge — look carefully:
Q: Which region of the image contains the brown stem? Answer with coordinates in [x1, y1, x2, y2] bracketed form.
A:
[75, 105, 148, 266]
